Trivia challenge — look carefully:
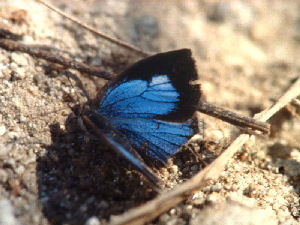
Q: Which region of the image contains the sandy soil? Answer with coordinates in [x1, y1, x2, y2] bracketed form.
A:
[0, 0, 299, 224]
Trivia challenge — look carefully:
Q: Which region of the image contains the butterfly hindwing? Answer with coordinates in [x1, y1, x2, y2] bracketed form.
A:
[97, 49, 201, 164]
[110, 117, 195, 163]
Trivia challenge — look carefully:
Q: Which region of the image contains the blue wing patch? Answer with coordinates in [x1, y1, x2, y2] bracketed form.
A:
[98, 74, 195, 163]
[111, 118, 194, 163]
[100, 75, 179, 118]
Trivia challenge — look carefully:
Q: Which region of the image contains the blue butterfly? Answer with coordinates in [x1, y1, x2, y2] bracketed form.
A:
[82, 49, 200, 188]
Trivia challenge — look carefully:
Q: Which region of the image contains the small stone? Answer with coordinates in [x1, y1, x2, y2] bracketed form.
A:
[192, 197, 205, 206]
[7, 131, 19, 139]
[0, 199, 20, 225]
[0, 125, 6, 136]
[11, 53, 29, 66]
[15, 165, 25, 176]
[158, 214, 171, 223]
[19, 114, 26, 123]
[250, 15, 281, 42]
[207, 130, 224, 143]
[0, 68, 5, 79]
[169, 208, 176, 215]
[211, 183, 222, 192]
[14, 67, 26, 80]
[186, 205, 193, 210]
[168, 165, 178, 174]
[160, 167, 169, 177]
[5, 158, 16, 167]
[207, 193, 220, 202]
[89, 57, 102, 67]
[0, 144, 10, 158]
[0, 169, 8, 183]
[85, 216, 101, 225]
[191, 200, 277, 225]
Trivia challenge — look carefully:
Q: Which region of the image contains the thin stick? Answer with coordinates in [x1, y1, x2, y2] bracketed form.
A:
[109, 76, 300, 225]
[35, 0, 150, 57]
[197, 102, 270, 135]
[0, 39, 114, 80]
[0, 37, 271, 136]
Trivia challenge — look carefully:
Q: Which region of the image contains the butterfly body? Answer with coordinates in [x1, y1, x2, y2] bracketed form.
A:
[83, 49, 201, 187]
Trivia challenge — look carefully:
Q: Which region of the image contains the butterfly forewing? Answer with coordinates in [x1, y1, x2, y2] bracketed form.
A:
[99, 75, 178, 118]
[96, 49, 201, 164]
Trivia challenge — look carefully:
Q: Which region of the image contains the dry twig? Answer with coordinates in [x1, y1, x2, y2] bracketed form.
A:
[109, 77, 300, 225]
[0, 39, 114, 79]
[0, 36, 270, 135]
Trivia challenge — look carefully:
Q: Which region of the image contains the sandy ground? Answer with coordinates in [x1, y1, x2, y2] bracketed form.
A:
[0, 0, 299, 224]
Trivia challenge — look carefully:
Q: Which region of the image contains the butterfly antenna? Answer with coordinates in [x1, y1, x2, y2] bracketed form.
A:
[36, 0, 151, 57]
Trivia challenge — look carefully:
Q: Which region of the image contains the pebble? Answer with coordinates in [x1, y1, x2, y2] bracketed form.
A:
[207, 130, 224, 142]
[160, 167, 169, 177]
[85, 216, 101, 225]
[3, 80, 12, 88]
[7, 131, 19, 139]
[0, 169, 8, 183]
[15, 165, 25, 176]
[0, 199, 20, 225]
[190, 200, 277, 225]
[14, 67, 26, 80]
[250, 15, 281, 42]
[5, 158, 16, 167]
[207, 193, 220, 202]
[0, 144, 10, 158]
[211, 183, 222, 192]
[19, 114, 27, 123]
[0, 125, 6, 136]
[11, 53, 29, 66]
[168, 165, 178, 174]
[192, 197, 205, 206]
[169, 208, 176, 215]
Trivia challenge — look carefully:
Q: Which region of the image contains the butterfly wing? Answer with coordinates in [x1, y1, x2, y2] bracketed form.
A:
[109, 117, 195, 163]
[98, 49, 201, 164]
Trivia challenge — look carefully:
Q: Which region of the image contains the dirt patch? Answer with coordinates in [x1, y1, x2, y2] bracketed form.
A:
[0, 0, 299, 224]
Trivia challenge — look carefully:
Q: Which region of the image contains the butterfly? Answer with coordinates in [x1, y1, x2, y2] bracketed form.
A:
[81, 49, 201, 188]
